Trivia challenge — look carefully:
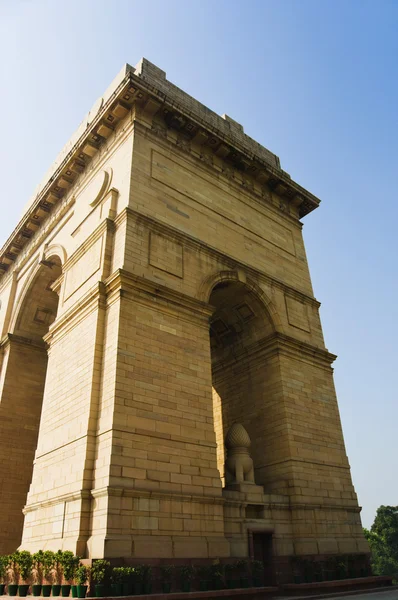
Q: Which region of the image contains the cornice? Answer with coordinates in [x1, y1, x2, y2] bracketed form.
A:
[105, 268, 214, 327]
[134, 120, 303, 231]
[122, 207, 321, 308]
[0, 195, 75, 292]
[0, 332, 47, 352]
[0, 59, 320, 282]
[221, 493, 360, 513]
[23, 489, 91, 514]
[212, 332, 336, 378]
[23, 487, 360, 514]
[130, 61, 319, 217]
[289, 502, 362, 513]
[44, 282, 107, 347]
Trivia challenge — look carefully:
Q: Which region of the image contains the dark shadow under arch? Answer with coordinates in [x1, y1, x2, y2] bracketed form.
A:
[0, 256, 62, 553]
[208, 278, 277, 488]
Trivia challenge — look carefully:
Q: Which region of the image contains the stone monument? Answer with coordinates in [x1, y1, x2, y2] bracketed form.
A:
[0, 58, 368, 580]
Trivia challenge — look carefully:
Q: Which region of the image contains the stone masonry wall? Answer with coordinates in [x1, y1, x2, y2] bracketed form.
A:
[0, 60, 367, 561]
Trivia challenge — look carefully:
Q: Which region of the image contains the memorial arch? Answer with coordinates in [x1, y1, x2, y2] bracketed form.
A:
[0, 59, 368, 575]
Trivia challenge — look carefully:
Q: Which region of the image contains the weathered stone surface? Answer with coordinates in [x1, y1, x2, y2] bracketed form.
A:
[0, 58, 367, 561]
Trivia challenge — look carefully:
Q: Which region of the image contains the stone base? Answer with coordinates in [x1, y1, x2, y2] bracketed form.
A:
[224, 483, 265, 501]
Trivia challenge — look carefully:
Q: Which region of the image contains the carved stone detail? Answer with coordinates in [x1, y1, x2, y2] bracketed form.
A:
[151, 124, 168, 139]
[224, 423, 255, 486]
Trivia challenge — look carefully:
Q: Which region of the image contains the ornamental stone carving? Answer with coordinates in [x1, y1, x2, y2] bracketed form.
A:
[224, 423, 255, 486]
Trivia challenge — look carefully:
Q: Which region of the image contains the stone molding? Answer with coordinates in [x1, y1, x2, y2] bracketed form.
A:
[0, 116, 129, 288]
[0, 194, 75, 287]
[105, 268, 214, 328]
[0, 59, 319, 281]
[111, 425, 217, 451]
[23, 489, 91, 514]
[136, 120, 303, 231]
[130, 61, 319, 215]
[212, 332, 336, 379]
[221, 491, 361, 514]
[23, 488, 361, 516]
[256, 454, 351, 474]
[0, 332, 47, 352]
[120, 207, 321, 309]
[41, 243, 68, 265]
[289, 503, 362, 513]
[40, 260, 211, 350]
[43, 282, 106, 347]
[91, 486, 225, 506]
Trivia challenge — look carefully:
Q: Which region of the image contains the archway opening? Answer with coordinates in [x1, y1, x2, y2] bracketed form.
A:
[0, 256, 62, 552]
[209, 280, 274, 487]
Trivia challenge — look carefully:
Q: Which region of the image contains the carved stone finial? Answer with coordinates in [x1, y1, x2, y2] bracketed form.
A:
[225, 422, 251, 449]
[224, 423, 255, 486]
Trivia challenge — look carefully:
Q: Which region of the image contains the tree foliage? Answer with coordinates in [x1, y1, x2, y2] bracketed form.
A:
[364, 505, 398, 578]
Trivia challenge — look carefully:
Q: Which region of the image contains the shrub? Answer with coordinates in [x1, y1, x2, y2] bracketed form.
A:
[17, 551, 33, 584]
[126, 567, 136, 581]
[8, 552, 21, 584]
[196, 565, 212, 580]
[75, 565, 90, 586]
[53, 550, 63, 585]
[42, 551, 55, 584]
[91, 560, 110, 584]
[0, 556, 7, 583]
[32, 551, 44, 585]
[111, 567, 124, 584]
[210, 563, 224, 583]
[60, 552, 80, 584]
[225, 562, 240, 575]
[180, 564, 194, 582]
[236, 559, 248, 572]
[142, 565, 152, 585]
[134, 565, 144, 583]
[160, 565, 174, 581]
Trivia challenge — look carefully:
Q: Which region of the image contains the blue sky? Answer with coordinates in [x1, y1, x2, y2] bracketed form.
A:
[0, 0, 397, 528]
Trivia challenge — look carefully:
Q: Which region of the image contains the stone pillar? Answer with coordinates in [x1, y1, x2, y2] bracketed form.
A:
[20, 287, 107, 555]
[87, 271, 229, 559]
[275, 340, 368, 556]
[0, 335, 48, 553]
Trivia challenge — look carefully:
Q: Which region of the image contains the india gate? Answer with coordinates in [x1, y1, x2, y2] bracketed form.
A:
[0, 59, 368, 574]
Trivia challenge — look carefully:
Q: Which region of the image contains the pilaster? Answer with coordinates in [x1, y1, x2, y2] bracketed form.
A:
[20, 283, 107, 554]
[87, 270, 230, 558]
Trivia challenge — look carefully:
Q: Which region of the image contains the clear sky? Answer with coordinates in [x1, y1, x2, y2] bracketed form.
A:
[0, 0, 397, 529]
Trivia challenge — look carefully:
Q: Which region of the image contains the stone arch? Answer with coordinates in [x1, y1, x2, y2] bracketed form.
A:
[205, 270, 283, 489]
[199, 268, 284, 334]
[42, 243, 68, 265]
[0, 250, 64, 553]
[10, 247, 65, 337]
